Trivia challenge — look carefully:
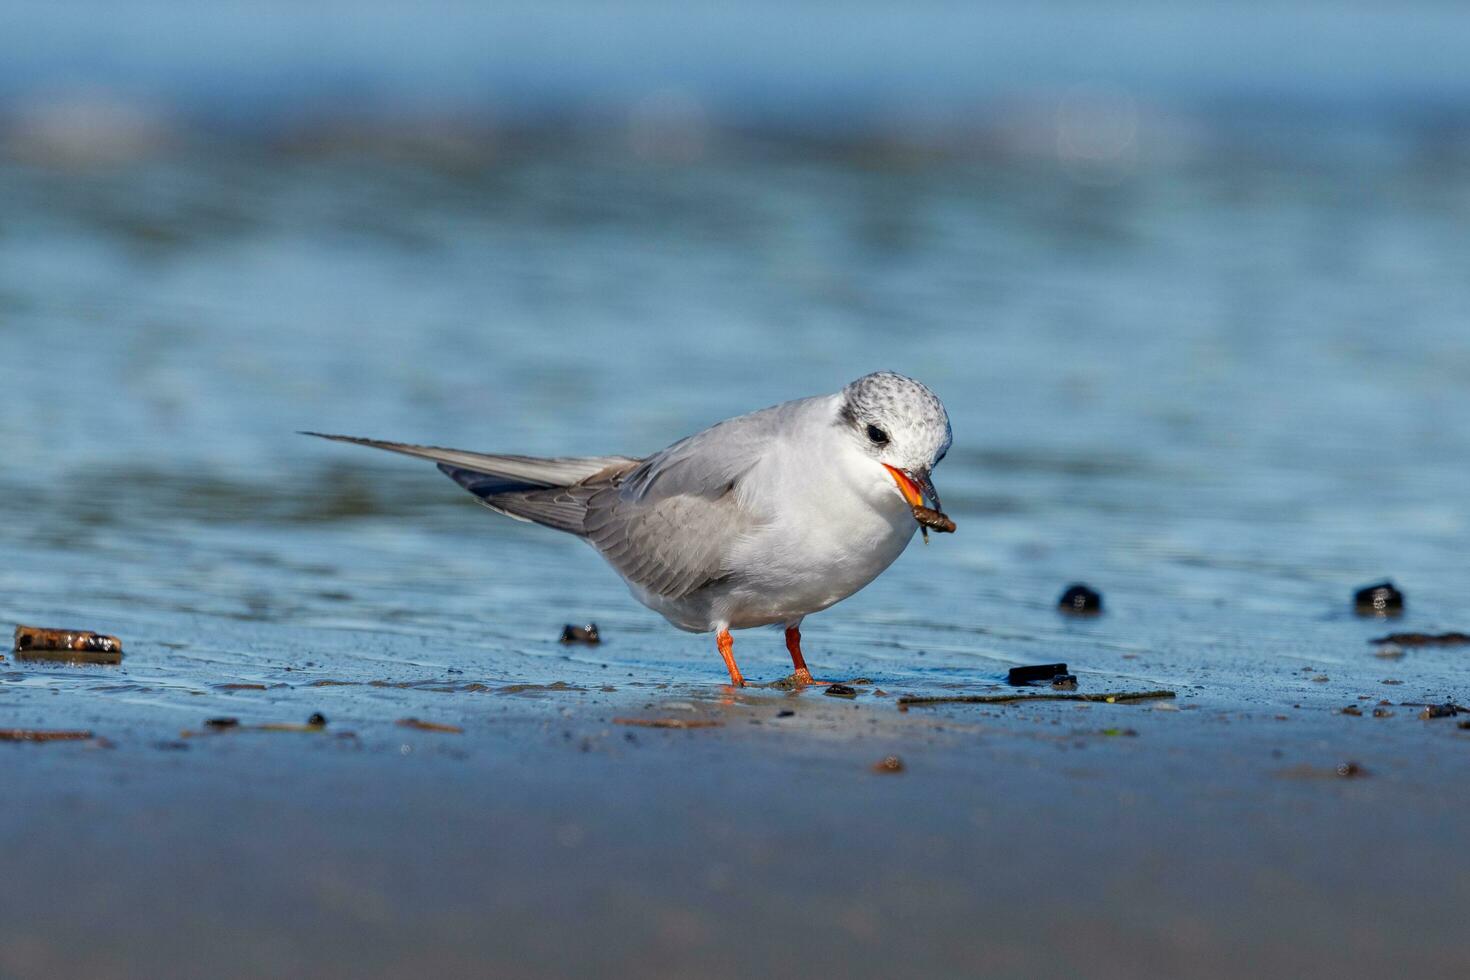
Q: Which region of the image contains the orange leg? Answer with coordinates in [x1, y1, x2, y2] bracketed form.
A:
[785, 626, 816, 685]
[716, 628, 744, 687]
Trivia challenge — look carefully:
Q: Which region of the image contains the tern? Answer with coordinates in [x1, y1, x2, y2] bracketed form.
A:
[307, 371, 953, 686]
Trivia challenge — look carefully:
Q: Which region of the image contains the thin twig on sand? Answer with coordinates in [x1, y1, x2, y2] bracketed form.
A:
[897, 690, 1176, 707]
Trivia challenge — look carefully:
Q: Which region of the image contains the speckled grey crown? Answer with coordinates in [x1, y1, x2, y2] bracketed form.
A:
[841, 371, 952, 467]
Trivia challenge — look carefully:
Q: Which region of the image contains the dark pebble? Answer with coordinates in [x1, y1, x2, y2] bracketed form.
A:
[1051, 674, 1079, 691]
[1058, 584, 1103, 615]
[1340, 705, 1363, 716]
[1354, 581, 1404, 617]
[1336, 761, 1367, 778]
[777, 709, 795, 718]
[1418, 704, 1460, 720]
[559, 623, 601, 644]
[204, 717, 239, 729]
[307, 712, 328, 727]
[824, 684, 858, 699]
[1008, 663, 1069, 686]
[1458, 720, 1470, 730]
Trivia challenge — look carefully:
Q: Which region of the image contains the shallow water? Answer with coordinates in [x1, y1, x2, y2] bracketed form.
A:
[3, 128, 1470, 724]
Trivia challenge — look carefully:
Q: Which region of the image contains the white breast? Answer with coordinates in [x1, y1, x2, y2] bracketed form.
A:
[710, 404, 917, 629]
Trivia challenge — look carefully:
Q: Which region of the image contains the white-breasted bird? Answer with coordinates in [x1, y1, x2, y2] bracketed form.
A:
[306, 371, 953, 686]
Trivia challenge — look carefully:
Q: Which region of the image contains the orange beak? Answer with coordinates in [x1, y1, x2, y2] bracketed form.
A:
[883, 464, 925, 507]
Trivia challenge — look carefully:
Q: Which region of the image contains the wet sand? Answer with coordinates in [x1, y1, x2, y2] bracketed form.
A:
[3, 633, 1468, 979]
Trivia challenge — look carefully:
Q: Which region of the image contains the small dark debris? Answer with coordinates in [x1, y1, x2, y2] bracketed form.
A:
[872, 755, 905, 773]
[1418, 704, 1460, 720]
[1051, 674, 1079, 691]
[1354, 581, 1403, 617]
[1336, 761, 1367, 778]
[1008, 663, 1069, 686]
[1058, 584, 1103, 615]
[824, 684, 859, 699]
[307, 712, 327, 727]
[1371, 632, 1470, 647]
[559, 624, 601, 645]
[1458, 720, 1470, 730]
[204, 717, 239, 730]
[1340, 705, 1363, 716]
[776, 709, 795, 718]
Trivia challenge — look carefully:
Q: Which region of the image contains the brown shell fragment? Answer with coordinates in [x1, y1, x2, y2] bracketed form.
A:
[396, 718, 464, 733]
[1370, 632, 1470, 647]
[14, 625, 123, 664]
[912, 505, 956, 534]
[612, 718, 722, 729]
[0, 729, 95, 742]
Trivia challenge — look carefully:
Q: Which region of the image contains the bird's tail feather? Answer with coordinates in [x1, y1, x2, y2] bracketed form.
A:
[302, 432, 638, 534]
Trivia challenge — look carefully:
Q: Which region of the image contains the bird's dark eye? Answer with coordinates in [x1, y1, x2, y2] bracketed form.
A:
[866, 424, 889, 445]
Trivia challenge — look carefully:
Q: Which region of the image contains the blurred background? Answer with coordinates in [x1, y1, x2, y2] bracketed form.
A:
[7, 9, 1470, 975]
[3, 1, 1470, 668]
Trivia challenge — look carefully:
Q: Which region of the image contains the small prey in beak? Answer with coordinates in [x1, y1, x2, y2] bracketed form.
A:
[883, 464, 956, 541]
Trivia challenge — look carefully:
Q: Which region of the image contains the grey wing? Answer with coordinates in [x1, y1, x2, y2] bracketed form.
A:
[303, 431, 643, 534]
[303, 432, 638, 490]
[583, 404, 787, 599]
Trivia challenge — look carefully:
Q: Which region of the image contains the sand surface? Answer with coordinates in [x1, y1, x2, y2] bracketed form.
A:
[4, 636, 1468, 980]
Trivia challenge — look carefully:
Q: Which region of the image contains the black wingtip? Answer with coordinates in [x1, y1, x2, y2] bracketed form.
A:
[437, 461, 546, 498]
